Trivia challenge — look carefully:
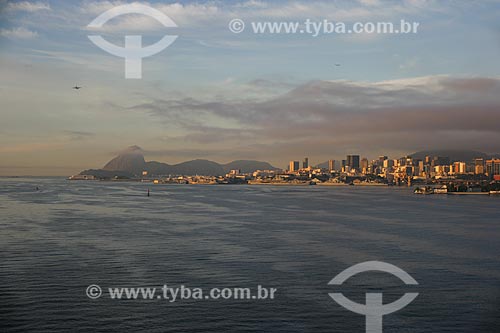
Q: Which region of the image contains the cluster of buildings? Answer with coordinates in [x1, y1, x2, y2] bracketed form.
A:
[140, 155, 500, 186]
[280, 154, 500, 185]
[73, 153, 500, 188]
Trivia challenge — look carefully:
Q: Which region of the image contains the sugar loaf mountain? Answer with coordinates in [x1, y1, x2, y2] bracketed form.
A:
[78, 146, 277, 179]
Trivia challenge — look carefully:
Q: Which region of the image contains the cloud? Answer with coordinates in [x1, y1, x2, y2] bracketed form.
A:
[246, 79, 297, 91]
[80, 1, 220, 31]
[399, 57, 419, 71]
[0, 142, 63, 153]
[0, 27, 38, 39]
[63, 130, 95, 141]
[358, 0, 381, 6]
[124, 76, 500, 159]
[5, 1, 50, 12]
[10, 0, 446, 34]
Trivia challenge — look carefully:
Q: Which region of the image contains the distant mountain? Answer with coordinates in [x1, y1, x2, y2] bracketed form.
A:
[78, 146, 277, 178]
[142, 160, 225, 176]
[223, 160, 278, 173]
[103, 146, 145, 174]
[142, 161, 169, 175]
[409, 150, 491, 162]
[168, 159, 225, 176]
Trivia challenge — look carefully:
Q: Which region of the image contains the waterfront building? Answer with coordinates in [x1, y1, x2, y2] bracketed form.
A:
[475, 158, 485, 175]
[229, 169, 241, 175]
[347, 155, 360, 171]
[289, 160, 300, 172]
[360, 158, 369, 174]
[328, 160, 335, 172]
[453, 162, 466, 175]
[486, 159, 500, 177]
[303, 157, 309, 169]
[383, 159, 394, 169]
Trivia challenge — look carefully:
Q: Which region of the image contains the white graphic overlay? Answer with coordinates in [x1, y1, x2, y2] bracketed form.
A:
[87, 4, 178, 79]
[328, 261, 419, 333]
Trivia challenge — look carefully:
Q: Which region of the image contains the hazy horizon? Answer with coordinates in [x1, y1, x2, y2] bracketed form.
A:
[1, 0, 500, 175]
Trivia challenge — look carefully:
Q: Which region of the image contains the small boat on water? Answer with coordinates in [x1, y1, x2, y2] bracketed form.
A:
[433, 185, 448, 194]
[414, 186, 433, 195]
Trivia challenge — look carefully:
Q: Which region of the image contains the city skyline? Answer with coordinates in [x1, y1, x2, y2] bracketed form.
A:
[1, 142, 500, 176]
[70, 146, 500, 189]
[72, 143, 500, 178]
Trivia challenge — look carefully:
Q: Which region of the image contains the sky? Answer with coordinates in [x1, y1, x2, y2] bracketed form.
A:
[0, 0, 500, 175]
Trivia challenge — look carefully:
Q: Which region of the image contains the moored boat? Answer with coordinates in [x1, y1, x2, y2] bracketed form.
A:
[433, 185, 448, 194]
[414, 186, 433, 195]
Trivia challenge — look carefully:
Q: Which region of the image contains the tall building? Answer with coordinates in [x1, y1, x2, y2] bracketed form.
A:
[360, 158, 369, 174]
[328, 160, 335, 172]
[453, 162, 466, 174]
[417, 160, 424, 176]
[289, 160, 300, 172]
[303, 157, 309, 169]
[399, 156, 413, 166]
[383, 159, 394, 169]
[475, 158, 485, 175]
[486, 159, 500, 177]
[346, 155, 360, 171]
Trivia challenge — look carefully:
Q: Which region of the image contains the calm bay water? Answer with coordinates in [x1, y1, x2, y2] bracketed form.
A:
[1, 177, 499, 332]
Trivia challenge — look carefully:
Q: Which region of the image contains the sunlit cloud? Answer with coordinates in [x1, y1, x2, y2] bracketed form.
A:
[125, 76, 500, 156]
[0, 27, 38, 39]
[4, 1, 50, 12]
[0, 142, 63, 153]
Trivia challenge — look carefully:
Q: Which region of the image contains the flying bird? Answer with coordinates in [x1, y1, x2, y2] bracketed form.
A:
[72, 85, 82, 90]
[334, 64, 341, 67]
